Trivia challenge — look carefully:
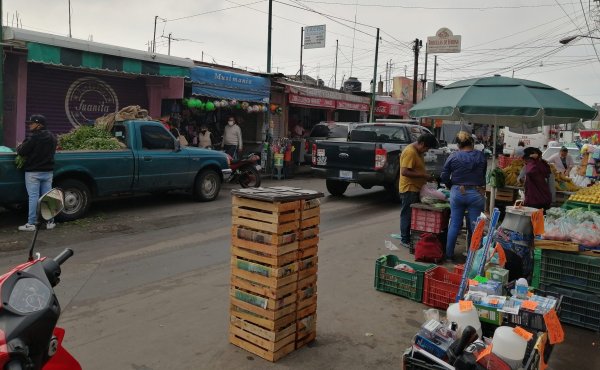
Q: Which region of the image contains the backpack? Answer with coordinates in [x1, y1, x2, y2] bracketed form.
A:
[414, 233, 444, 263]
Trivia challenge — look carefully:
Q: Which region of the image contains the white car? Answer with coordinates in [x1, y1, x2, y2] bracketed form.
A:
[542, 145, 580, 161]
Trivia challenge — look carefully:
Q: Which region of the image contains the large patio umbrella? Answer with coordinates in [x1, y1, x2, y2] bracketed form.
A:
[409, 74, 597, 209]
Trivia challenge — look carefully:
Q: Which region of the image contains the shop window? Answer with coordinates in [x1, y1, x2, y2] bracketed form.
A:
[141, 126, 175, 150]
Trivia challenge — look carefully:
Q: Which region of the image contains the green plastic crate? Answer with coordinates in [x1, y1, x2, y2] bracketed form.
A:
[539, 284, 600, 332]
[532, 248, 542, 289]
[374, 255, 435, 302]
[539, 250, 600, 294]
[561, 201, 600, 213]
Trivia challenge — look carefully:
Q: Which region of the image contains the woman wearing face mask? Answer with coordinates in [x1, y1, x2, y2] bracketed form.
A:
[221, 116, 243, 159]
[197, 125, 213, 149]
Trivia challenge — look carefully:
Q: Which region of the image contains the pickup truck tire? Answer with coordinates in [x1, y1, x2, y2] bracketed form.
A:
[193, 169, 221, 202]
[56, 179, 91, 222]
[326, 179, 349, 196]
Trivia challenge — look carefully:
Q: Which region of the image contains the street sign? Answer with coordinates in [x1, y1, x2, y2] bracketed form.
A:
[427, 27, 461, 54]
[304, 25, 326, 49]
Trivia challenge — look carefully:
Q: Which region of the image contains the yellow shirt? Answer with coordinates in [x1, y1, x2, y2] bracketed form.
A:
[399, 144, 426, 193]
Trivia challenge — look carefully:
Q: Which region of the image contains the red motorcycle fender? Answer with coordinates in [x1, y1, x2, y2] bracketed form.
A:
[43, 327, 81, 370]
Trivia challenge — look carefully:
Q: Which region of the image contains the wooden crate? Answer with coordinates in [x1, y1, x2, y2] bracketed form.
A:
[495, 188, 516, 202]
[298, 255, 318, 280]
[232, 245, 298, 268]
[231, 275, 297, 300]
[233, 225, 297, 246]
[297, 275, 317, 310]
[296, 312, 317, 349]
[534, 239, 579, 252]
[232, 196, 300, 234]
[230, 303, 297, 332]
[298, 226, 319, 240]
[229, 316, 296, 362]
[301, 198, 321, 210]
[300, 206, 320, 221]
[231, 257, 298, 289]
[231, 286, 297, 312]
[300, 216, 320, 230]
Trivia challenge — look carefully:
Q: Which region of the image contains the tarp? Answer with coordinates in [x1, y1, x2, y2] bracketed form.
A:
[190, 66, 270, 103]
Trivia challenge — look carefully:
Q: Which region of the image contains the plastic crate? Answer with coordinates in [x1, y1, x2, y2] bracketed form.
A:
[423, 266, 463, 310]
[561, 200, 600, 213]
[410, 204, 450, 234]
[498, 155, 518, 169]
[531, 248, 542, 289]
[539, 284, 600, 332]
[539, 250, 600, 294]
[374, 255, 435, 302]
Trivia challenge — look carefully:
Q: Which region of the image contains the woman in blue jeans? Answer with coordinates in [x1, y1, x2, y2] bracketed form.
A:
[440, 131, 487, 262]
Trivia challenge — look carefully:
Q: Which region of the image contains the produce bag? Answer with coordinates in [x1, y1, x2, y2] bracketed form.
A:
[420, 182, 447, 202]
[487, 168, 506, 188]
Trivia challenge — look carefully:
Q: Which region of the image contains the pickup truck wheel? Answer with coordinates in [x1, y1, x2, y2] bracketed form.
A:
[194, 169, 221, 202]
[326, 179, 349, 196]
[55, 179, 91, 222]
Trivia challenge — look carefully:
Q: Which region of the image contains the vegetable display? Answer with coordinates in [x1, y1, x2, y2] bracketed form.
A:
[58, 126, 122, 151]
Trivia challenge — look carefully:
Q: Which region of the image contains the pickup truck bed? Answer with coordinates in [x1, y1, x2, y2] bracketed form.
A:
[311, 122, 448, 199]
[0, 120, 231, 221]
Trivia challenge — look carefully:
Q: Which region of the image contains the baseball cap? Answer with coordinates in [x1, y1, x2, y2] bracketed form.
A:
[26, 114, 46, 126]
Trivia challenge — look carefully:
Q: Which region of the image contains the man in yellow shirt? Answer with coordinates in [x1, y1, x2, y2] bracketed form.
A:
[398, 133, 438, 247]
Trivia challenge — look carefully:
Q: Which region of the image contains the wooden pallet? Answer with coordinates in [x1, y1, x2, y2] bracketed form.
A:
[229, 317, 297, 362]
[534, 239, 579, 252]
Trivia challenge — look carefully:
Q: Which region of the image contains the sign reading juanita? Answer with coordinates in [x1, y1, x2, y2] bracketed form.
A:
[64, 77, 119, 127]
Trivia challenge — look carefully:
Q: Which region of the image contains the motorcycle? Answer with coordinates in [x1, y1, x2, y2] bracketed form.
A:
[224, 152, 262, 188]
[0, 189, 80, 370]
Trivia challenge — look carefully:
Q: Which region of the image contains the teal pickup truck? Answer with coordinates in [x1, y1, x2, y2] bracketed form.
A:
[0, 120, 231, 221]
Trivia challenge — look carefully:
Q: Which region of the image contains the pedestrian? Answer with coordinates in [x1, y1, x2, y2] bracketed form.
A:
[398, 133, 438, 248]
[546, 146, 574, 175]
[513, 141, 525, 158]
[221, 116, 243, 159]
[197, 125, 214, 149]
[518, 147, 553, 210]
[440, 131, 487, 262]
[16, 114, 57, 231]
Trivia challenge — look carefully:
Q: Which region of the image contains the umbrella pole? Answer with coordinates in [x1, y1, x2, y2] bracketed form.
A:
[489, 123, 497, 213]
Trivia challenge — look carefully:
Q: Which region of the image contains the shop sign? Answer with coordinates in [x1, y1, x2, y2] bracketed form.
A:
[289, 93, 336, 109]
[375, 101, 410, 116]
[285, 84, 370, 104]
[427, 27, 462, 54]
[65, 77, 119, 127]
[336, 100, 369, 111]
[304, 25, 326, 49]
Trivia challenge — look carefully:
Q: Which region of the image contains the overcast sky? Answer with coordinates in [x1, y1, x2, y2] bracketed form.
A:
[6, 0, 600, 106]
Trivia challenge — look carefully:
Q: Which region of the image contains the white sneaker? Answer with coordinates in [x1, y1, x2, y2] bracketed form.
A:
[18, 223, 36, 231]
[47, 221, 56, 230]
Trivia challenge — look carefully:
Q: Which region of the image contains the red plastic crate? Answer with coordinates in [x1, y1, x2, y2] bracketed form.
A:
[410, 206, 449, 234]
[498, 155, 518, 169]
[423, 266, 464, 310]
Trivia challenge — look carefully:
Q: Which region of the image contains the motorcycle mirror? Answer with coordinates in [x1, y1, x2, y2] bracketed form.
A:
[28, 188, 64, 261]
[39, 188, 65, 221]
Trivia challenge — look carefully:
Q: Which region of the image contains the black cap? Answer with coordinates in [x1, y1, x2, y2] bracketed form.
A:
[26, 114, 46, 127]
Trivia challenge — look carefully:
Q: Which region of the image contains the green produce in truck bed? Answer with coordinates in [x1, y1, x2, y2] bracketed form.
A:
[0, 120, 231, 221]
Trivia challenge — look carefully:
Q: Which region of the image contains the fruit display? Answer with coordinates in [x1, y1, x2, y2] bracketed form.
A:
[568, 183, 600, 204]
[502, 159, 580, 191]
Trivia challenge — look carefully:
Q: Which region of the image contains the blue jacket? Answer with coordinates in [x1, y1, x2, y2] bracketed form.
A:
[440, 150, 487, 187]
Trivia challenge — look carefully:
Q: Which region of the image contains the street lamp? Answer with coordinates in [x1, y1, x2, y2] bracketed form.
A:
[559, 35, 600, 45]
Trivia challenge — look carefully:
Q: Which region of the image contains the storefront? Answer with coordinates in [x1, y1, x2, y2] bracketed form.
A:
[2, 27, 192, 147]
[374, 98, 411, 119]
[187, 66, 270, 151]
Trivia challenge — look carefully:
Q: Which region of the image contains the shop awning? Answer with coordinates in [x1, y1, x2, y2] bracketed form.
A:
[282, 81, 370, 111]
[190, 66, 270, 103]
[27, 43, 189, 77]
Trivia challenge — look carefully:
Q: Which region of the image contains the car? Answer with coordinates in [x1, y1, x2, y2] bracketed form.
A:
[302, 121, 360, 164]
[542, 145, 580, 161]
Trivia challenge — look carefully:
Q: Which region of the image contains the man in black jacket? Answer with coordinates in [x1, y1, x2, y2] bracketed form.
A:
[16, 114, 57, 231]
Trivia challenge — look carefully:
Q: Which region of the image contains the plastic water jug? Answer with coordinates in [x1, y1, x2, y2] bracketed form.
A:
[491, 326, 528, 369]
[446, 303, 482, 338]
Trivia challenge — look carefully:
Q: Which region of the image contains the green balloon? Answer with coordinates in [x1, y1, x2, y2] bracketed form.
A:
[205, 101, 215, 111]
[235, 103, 242, 109]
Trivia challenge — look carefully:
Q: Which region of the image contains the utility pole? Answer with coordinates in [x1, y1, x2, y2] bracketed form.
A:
[299, 27, 304, 81]
[412, 38, 422, 104]
[369, 28, 380, 123]
[385, 61, 388, 94]
[433, 56, 438, 93]
[334, 39, 338, 89]
[168, 33, 172, 55]
[152, 15, 158, 53]
[422, 42, 428, 100]
[267, 0, 272, 73]
[68, 0, 72, 37]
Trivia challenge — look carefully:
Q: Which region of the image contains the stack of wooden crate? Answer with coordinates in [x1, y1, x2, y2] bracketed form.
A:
[228, 187, 323, 362]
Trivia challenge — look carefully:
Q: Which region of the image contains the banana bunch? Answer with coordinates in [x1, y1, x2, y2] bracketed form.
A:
[502, 159, 524, 186]
[549, 164, 581, 192]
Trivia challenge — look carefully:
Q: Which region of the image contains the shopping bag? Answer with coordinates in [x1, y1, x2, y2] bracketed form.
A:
[414, 233, 444, 263]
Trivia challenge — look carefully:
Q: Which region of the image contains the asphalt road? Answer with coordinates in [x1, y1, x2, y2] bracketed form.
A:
[0, 175, 598, 369]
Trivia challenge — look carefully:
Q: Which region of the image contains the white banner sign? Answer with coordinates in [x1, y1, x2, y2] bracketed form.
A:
[427, 27, 461, 54]
[304, 25, 326, 49]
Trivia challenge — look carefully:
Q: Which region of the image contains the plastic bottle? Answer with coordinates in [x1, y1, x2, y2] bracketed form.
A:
[446, 303, 482, 338]
[515, 278, 529, 299]
[491, 326, 528, 369]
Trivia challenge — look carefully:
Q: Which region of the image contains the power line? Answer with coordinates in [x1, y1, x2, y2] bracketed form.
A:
[295, 0, 581, 10]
